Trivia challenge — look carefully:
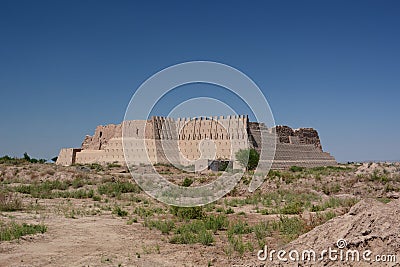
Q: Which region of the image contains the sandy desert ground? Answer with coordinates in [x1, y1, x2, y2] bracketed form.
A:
[1, 160, 399, 266]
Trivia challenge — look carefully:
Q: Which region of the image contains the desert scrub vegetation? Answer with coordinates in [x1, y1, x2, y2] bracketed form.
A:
[112, 206, 128, 217]
[0, 220, 47, 241]
[141, 209, 336, 252]
[143, 214, 228, 246]
[269, 165, 355, 183]
[225, 189, 319, 213]
[13, 180, 68, 198]
[71, 163, 106, 172]
[169, 206, 204, 220]
[70, 174, 93, 188]
[0, 192, 23, 211]
[169, 220, 215, 246]
[55, 200, 101, 218]
[227, 221, 253, 236]
[270, 216, 306, 241]
[12, 181, 95, 199]
[369, 170, 390, 183]
[133, 206, 164, 218]
[106, 162, 121, 169]
[226, 234, 253, 256]
[321, 183, 341, 195]
[97, 181, 141, 197]
[311, 197, 358, 212]
[143, 219, 175, 234]
[181, 177, 193, 187]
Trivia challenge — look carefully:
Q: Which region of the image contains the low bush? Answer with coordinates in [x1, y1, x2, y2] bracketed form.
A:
[203, 214, 229, 233]
[0, 192, 23, 211]
[181, 178, 193, 187]
[144, 219, 175, 234]
[280, 201, 303, 215]
[97, 181, 141, 197]
[271, 216, 306, 241]
[170, 206, 204, 220]
[113, 206, 128, 217]
[0, 221, 47, 241]
[227, 221, 253, 236]
[289, 166, 305, 172]
[170, 220, 214, 246]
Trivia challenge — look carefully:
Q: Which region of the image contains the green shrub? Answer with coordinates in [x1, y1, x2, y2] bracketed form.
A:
[225, 207, 234, 214]
[97, 181, 141, 197]
[216, 207, 224, 213]
[169, 230, 197, 244]
[88, 163, 104, 172]
[92, 195, 101, 201]
[144, 219, 175, 234]
[203, 214, 229, 233]
[113, 206, 128, 217]
[384, 184, 397, 192]
[133, 206, 155, 218]
[227, 221, 252, 236]
[377, 197, 391, 204]
[235, 148, 259, 171]
[315, 197, 358, 211]
[0, 221, 47, 241]
[324, 211, 337, 221]
[370, 170, 389, 183]
[272, 216, 306, 241]
[198, 230, 214, 246]
[170, 220, 214, 245]
[55, 189, 94, 199]
[280, 201, 303, 215]
[289, 166, 305, 172]
[218, 161, 230, 171]
[170, 206, 204, 220]
[14, 180, 72, 198]
[227, 235, 252, 256]
[107, 162, 121, 168]
[71, 176, 88, 188]
[253, 221, 270, 248]
[311, 204, 322, 212]
[0, 192, 23, 211]
[181, 178, 193, 187]
[322, 183, 341, 195]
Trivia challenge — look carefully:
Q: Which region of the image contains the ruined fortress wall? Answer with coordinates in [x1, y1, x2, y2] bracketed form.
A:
[293, 128, 322, 149]
[81, 124, 122, 150]
[75, 150, 106, 164]
[270, 126, 335, 168]
[248, 124, 336, 169]
[56, 148, 80, 166]
[274, 125, 322, 149]
[174, 116, 248, 162]
[56, 115, 337, 168]
[274, 125, 294, 144]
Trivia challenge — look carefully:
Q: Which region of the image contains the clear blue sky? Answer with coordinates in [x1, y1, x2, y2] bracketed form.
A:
[0, 0, 399, 162]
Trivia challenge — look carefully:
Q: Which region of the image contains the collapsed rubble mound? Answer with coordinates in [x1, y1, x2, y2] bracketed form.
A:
[355, 162, 400, 176]
[276, 199, 400, 266]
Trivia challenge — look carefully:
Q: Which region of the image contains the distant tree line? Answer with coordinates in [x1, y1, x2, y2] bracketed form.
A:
[0, 153, 48, 164]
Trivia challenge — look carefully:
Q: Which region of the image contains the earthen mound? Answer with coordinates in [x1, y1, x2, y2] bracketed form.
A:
[274, 199, 400, 266]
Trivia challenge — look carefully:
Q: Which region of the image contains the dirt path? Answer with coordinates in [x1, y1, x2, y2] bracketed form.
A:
[1, 215, 176, 266]
[0, 214, 240, 267]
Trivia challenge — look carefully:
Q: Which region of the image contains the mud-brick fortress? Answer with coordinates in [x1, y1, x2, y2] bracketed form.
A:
[56, 115, 337, 169]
